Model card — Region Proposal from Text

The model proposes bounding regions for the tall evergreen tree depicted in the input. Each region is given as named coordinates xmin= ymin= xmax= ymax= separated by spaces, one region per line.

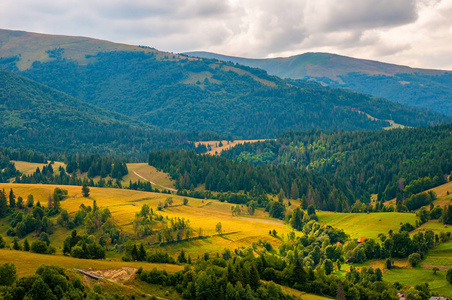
xmin=9 ymin=189 xmax=15 ymax=209
xmin=0 ymin=190 xmax=7 ymax=218
xmin=82 ymin=184 xmax=90 ymax=197
xmin=52 ymin=190 xmax=60 ymax=210
xmin=139 ymin=243 xmax=147 ymax=261
xmin=290 ymin=207 xmax=304 ymax=231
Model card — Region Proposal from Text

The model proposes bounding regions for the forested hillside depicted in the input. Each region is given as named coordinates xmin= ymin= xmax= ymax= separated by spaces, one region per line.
xmin=186 ymin=51 xmax=452 ymax=115
xmin=0 ymin=29 xmax=449 ymax=139
xmin=149 ymin=150 xmax=357 ymax=211
xmin=0 ymin=69 xmax=212 ymax=156
xmin=221 ymin=124 xmax=452 ymax=204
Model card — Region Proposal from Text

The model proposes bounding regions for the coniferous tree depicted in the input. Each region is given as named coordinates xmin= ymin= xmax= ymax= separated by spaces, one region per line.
xmin=177 ymin=249 xmax=187 ymax=263
xmin=27 ymin=195 xmax=34 ymax=207
xmin=139 ymin=243 xmax=147 ymax=261
xmin=82 ymin=184 xmax=90 ymax=197
xmin=0 ymin=190 xmax=7 ymax=218
xmin=443 ymin=205 xmax=452 ymax=225
xmin=23 ymin=239 xmax=30 ymax=251
xmin=9 ymin=189 xmax=15 ymax=209
xmin=131 ymin=245 xmax=139 ymax=261
xmin=290 ymin=207 xmax=304 ymax=231
xmin=52 ymin=190 xmax=60 ymax=210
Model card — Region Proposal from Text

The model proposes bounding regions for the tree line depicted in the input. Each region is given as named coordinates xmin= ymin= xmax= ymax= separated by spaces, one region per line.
xmin=222 ymin=123 xmax=452 ymax=205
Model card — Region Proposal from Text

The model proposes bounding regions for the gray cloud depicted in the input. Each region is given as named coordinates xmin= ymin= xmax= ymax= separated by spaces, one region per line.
xmin=0 ymin=0 xmax=451 ymax=69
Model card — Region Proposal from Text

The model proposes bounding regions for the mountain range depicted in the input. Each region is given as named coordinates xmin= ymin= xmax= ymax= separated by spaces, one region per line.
xmin=185 ymin=51 xmax=452 ymax=115
xmin=0 ymin=28 xmax=450 ymax=155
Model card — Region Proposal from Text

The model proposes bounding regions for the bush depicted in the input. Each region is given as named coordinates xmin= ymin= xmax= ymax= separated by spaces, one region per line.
xmin=447 ymin=268 xmax=452 ymax=284
xmin=0 ymin=263 xmax=17 ymax=286
xmin=408 ymin=253 xmax=421 ymax=267
xmin=30 ymin=240 xmax=49 ymax=254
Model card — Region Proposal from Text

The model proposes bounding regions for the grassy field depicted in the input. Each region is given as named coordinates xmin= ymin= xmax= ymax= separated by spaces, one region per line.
xmin=383 ymin=267 xmax=451 ymax=296
xmin=11 ymin=160 xmax=66 ymax=175
xmin=317 ymin=212 xmax=418 ymax=240
xmin=122 ymin=163 xmax=175 ymax=190
xmin=195 ymin=139 xmax=273 ymax=155
xmin=422 ymin=240 xmax=452 ymax=269
xmin=11 ymin=160 xmax=175 ymax=190
xmin=385 ymin=180 xmax=452 ymax=207
xmin=0 ymin=183 xmax=293 ymax=258
xmin=0 ymin=249 xmax=183 ymax=277
xmin=262 ymin=281 xmax=333 ymax=300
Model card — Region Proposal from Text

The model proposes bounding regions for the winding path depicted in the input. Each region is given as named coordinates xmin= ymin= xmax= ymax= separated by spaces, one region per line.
xmin=132 ymin=171 xmax=177 ymax=192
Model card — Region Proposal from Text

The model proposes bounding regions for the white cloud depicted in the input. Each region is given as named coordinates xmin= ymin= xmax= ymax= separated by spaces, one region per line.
xmin=0 ymin=0 xmax=451 ymax=69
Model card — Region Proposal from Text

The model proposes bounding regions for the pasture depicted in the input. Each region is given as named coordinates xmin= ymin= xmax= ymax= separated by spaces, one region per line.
xmin=317 ymin=212 xmax=418 ymax=240
xmin=195 ymin=139 xmax=272 ymax=155
xmin=11 ymin=160 xmax=176 ymax=191
xmin=11 ymin=160 xmax=66 ymax=175
xmin=0 ymin=249 xmax=183 ymax=277
xmin=122 ymin=163 xmax=175 ymax=190
xmin=383 ymin=267 xmax=451 ymax=297
xmin=0 ymin=183 xmax=292 ymax=258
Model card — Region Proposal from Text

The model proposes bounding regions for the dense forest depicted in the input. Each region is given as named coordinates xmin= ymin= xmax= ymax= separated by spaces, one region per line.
xmin=0 ymin=69 xmax=216 ymax=157
xmin=5 ymin=50 xmax=448 ymax=139
xmin=221 ymin=123 xmax=452 ymax=204
xmin=149 ymin=150 xmax=357 ymax=211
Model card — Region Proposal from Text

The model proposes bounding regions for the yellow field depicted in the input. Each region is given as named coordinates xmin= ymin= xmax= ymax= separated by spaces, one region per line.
xmin=385 ymin=180 xmax=452 ymax=207
xmin=195 ymin=139 xmax=273 ymax=155
xmin=12 ymin=160 xmax=175 ymax=191
xmin=122 ymin=163 xmax=175 ymax=190
xmin=0 ymin=249 xmax=183 ymax=277
xmin=12 ymin=160 xmax=66 ymax=175
xmin=0 ymin=183 xmax=293 ymax=257
xmin=317 ymin=211 xmax=418 ymax=240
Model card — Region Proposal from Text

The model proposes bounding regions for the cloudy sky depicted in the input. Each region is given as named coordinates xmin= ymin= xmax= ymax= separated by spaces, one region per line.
xmin=1 ymin=0 xmax=451 ymax=69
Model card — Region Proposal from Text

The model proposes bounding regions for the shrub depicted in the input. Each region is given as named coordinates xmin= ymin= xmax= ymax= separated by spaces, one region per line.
xmin=30 ymin=240 xmax=48 ymax=254
xmin=446 ymin=268 xmax=452 ymax=284
xmin=408 ymin=253 xmax=421 ymax=267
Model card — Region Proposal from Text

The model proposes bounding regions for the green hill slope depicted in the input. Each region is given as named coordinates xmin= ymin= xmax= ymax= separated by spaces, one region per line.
xmin=185 ymin=51 xmax=452 ymax=115
xmin=0 ymin=69 xmax=208 ymax=156
xmin=221 ymin=123 xmax=452 ymax=205
xmin=0 ymin=29 xmax=448 ymax=139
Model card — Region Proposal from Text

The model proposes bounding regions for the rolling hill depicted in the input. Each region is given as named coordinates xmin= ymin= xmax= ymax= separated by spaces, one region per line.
xmin=185 ymin=51 xmax=452 ymax=115
xmin=0 ymin=68 xmax=208 ymax=156
xmin=0 ymin=29 xmax=449 ymax=140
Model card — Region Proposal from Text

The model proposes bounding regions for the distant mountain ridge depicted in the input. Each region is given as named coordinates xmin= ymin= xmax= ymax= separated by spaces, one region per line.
xmin=184 ymin=51 xmax=452 ymax=115
xmin=0 ymin=28 xmax=449 ymax=142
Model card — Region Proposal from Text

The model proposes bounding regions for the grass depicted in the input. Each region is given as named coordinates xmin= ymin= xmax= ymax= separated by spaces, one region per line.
xmin=317 ymin=212 xmax=418 ymax=240
xmin=412 ymin=219 xmax=452 ymax=236
xmin=0 ymin=29 xmax=192 ymax=71
xmin=385 ymin=180 xmax=452 ymax=207
xmin=383 ymin=267 xmax=451 ymax=297
xmin=0 ymin=249 xmax=183 ymax=277
xmin=11 ymin=160 xmax=66 ymax=175
xmin=422 ymin=240 xmax=452 ymax=268
xmin=122 ymin=163 xmax=175 ymax=190
xmin=262 ymin=281 xmax=333 ymax=299
xmin=12 ymin=160 xmax=175 ymax=190
xmin=0 ymin=183 xmax=293 ymax=258
xmin=195 ymin=139 xmax=273 ymax=155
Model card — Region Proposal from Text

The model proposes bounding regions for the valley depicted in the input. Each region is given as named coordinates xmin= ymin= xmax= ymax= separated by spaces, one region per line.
xmin=0 ymin=27 xmax=452 ymax=300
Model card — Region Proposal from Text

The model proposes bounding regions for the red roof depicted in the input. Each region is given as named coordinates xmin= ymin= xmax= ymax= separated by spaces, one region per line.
xmin=357 ymin=237 xmax=366 ymax=243
xmin=335 ymin=242 xmax=342 ymax=245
